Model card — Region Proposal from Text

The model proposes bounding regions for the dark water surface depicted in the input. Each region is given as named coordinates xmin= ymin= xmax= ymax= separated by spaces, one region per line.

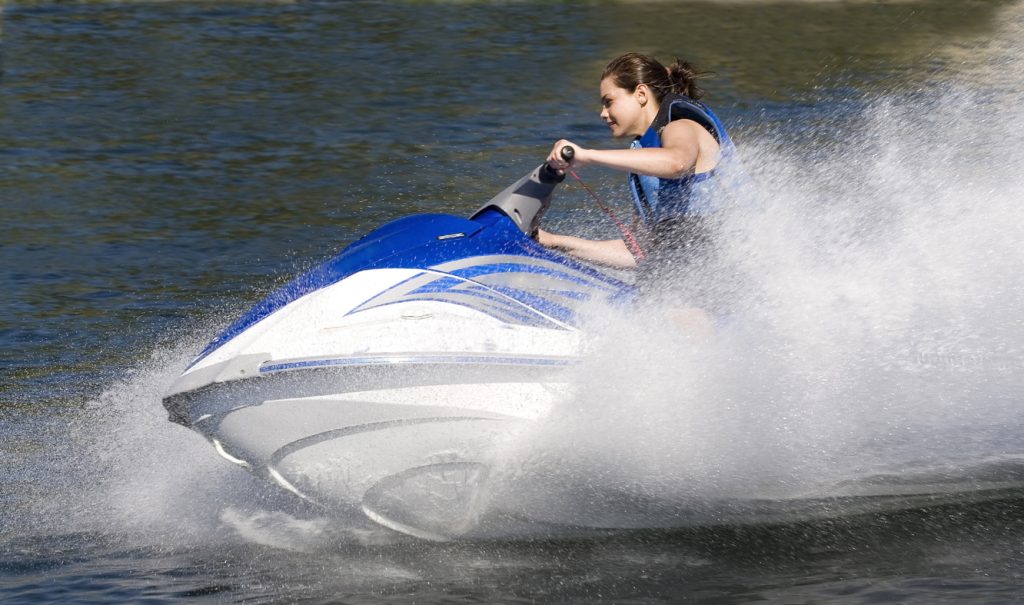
xmin=3 ymin=0 xmax=1024 ymax=602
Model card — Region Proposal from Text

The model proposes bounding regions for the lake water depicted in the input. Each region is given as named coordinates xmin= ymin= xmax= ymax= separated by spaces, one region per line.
xmin=3 ymin=0 xmax=1024 ymax=602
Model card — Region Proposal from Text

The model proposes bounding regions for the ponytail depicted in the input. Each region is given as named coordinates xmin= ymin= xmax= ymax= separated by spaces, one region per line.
xmin=666 ymin=58 xmax=707 ymax=100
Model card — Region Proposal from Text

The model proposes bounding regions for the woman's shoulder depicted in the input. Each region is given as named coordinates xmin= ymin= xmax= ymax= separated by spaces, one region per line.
xmin=661 ymin=119 xmax=721 ymax=173
xmin=660 ymin=118 xmax=709 ymax=143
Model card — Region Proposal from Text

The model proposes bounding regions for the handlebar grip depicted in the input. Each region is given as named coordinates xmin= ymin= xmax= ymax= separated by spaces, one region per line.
xmin=560 ymin=146 xmax=575 ymax=162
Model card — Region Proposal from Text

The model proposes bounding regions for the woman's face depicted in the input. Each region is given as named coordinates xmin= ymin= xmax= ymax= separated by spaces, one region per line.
xmin=599 ymin=77 xmax=648 ymax=139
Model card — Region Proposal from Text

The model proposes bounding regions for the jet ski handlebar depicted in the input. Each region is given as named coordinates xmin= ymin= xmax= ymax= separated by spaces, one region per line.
xmin=538 ymin=145 xmax=574 ymax=183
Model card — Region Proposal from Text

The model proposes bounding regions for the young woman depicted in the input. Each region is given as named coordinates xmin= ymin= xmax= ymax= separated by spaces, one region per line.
xmin=538 ymin=52 xmax=738 ymax=304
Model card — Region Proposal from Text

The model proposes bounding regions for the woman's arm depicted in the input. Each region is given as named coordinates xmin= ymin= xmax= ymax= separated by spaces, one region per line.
xmin=547 ymin=120 xmax=704 ymax=179
xmin=536 ymin=229 xmax=637 ymax=269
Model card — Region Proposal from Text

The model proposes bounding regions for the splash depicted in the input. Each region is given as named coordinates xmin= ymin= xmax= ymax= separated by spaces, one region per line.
xmin=492 ymin=7 xmax=1024 ymax=529
xmin=6 ymin=328 xmax=359 ymax=550
xmin=16 ymin=340 xmax=254 ymax=544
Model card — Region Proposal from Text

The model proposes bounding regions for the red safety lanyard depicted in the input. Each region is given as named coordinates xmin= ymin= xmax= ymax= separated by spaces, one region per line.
xmin=566 ymin=168 xmax=647 ymax=262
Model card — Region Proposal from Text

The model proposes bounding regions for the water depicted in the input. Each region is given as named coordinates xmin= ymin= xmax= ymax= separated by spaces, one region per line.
xmin=3 ymin=0 xmax=1024 ymax=602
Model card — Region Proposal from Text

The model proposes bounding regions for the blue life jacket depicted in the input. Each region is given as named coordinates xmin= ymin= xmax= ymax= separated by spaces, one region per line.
xmin=628 ymin=94 xmax=736 ymax=226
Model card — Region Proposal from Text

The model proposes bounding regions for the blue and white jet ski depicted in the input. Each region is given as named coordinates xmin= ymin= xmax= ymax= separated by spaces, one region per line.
xmin=163 ymin=159 xmax=633 ymax=539
xmin=165 ymin=153 xmax=1024 ymax=540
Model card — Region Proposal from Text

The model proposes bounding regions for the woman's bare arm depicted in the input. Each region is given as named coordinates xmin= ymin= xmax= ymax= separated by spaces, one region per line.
xmin=536 ymin=229 xmax=637 ymax=268
xmin=547 ymin=120 xmax=713 ymax=179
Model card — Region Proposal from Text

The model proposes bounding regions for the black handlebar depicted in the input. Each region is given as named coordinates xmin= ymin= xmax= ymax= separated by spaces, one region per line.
xmin=538 ymin=144 xmax=577 ymax=184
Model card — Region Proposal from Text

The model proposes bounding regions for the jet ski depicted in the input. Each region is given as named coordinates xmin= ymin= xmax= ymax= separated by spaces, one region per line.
xmin=164 ymin=154 xmax=1024 ymax=541
xmin=163 ymin=156 xmax=634 ymax=540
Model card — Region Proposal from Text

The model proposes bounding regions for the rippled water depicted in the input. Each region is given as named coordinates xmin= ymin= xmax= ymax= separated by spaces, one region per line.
xmin=3 ymin=0 xmax=1024 ymax=602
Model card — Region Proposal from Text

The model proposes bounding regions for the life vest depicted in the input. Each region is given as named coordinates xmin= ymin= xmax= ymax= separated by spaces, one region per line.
xmin=628 ymin=94 xmax=736 ymax=226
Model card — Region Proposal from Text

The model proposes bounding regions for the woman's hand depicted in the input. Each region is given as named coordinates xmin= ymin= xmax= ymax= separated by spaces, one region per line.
xmin=546 ymin=140 xmax=588 ymax=172
xmin=535 ymin=228 xmax=561 ymax=248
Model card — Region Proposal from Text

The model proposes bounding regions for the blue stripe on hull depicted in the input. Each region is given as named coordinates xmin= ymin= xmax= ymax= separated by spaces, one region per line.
xmin=189 ymin=209 xmax=633 ymax=368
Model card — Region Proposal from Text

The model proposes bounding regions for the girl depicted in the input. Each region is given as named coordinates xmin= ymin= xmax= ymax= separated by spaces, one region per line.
xmin=539 ymin=52 xmax=738 ymax=308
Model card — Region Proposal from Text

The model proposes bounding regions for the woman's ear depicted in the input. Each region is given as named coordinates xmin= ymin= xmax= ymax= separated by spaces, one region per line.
xmin=635 ymin=83 xmax=650 ymax=107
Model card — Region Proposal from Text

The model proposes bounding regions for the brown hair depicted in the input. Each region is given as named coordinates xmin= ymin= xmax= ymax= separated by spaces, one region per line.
xmin=601 ymin=52 xmax=708 ymax=102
